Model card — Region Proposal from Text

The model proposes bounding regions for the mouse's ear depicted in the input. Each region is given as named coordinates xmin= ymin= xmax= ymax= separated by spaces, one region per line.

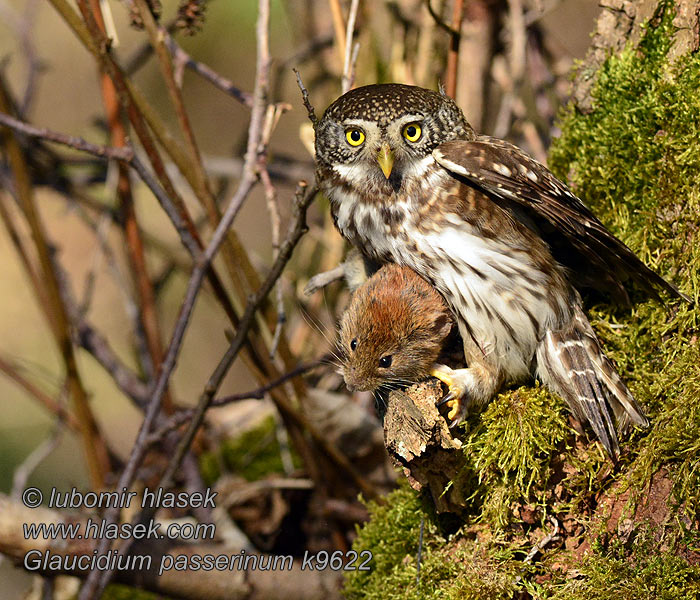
xmin=434 ymin=313 xmax=453 ymax=340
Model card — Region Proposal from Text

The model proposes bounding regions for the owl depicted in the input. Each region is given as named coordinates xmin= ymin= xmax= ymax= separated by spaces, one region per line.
xmin=314 ymin=83 xmax=689 ymax=458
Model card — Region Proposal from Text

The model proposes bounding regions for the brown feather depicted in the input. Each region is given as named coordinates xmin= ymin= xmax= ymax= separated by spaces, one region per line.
xmin=434 ymin=138 xmax=691 ymax=304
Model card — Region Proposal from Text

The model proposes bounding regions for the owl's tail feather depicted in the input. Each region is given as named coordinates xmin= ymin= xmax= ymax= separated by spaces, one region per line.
xmin=536 ymin=306 xmax=648 ymax=459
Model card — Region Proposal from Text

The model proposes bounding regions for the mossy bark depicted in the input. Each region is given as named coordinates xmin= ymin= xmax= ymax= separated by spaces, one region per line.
xmin=344 ymin=1 xmax=700 ymax=598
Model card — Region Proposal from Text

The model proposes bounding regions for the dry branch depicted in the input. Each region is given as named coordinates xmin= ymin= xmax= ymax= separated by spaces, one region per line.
xmin=0 ymin=81 xmax=110 ymax=490
xmin=0 ymin=354 xmax=79 ymax=430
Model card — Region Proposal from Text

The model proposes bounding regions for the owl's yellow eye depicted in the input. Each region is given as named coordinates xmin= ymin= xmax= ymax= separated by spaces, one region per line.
xmin=345 ymin=128 xmax=365 ymax=146
xmin=403 ymin=123 xmax=422 ymax=142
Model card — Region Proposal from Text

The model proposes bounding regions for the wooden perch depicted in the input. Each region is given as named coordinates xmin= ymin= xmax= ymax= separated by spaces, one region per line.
xmin=383 ymin=380 xmax=469 ymax=513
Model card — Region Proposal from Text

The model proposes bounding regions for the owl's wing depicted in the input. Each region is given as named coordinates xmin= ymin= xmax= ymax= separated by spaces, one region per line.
xmin=434 ymin=137 xmax=690 ymax=304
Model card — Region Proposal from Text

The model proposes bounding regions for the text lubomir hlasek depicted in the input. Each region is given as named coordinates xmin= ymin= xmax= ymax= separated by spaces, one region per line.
xmin=46 ymin=487 xmax=217 ymax=509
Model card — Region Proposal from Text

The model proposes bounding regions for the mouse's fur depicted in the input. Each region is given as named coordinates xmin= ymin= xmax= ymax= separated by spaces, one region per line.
xmin=340 ymin=264 xmax=453 ymax=392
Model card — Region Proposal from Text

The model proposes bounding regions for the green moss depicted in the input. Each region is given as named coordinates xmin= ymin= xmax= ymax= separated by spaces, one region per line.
xmin=459 ymin=385 xmax=573 ymax=528
xmin=549 ymin=0 xmax=699 ymax=514
xmin=209 ymin=415 xmax=300 ymax=482
xmin=627 ymin=342 xmax=700 ymax=511
xmin=344 ymin=482 xmax=520 ymax=600
xmin=549 ymin=3 xmax=700 ymax=275
xmin=547 ymin=534 xmax=700 ymax=600
xmin=198 ymin=448 xmax=221 ymax=486
xmin=101 ymin=584 xmax=170 ymax=600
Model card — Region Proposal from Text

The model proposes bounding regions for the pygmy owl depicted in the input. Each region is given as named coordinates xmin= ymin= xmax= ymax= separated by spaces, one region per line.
xmin=314 ymin=83 xmax=689 ymax=458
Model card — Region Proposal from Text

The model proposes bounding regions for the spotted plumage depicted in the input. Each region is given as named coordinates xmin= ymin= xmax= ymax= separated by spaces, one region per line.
xmin=314 ymin=83 xmax=688 ymax=458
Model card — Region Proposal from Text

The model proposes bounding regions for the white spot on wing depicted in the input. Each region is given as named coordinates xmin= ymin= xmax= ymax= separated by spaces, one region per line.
xmin=493 ymin=163 xmax=512 ymax=177
xmin=433 ymin=150 xmax=470 ymax=177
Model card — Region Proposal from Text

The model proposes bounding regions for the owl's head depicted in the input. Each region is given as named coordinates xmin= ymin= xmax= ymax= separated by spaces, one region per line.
xmin=315 ymin=84 xmax=474 ymax=190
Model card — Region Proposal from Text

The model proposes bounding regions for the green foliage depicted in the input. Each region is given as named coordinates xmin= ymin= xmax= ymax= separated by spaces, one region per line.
xmin=344 ymin=1 xmax=700 ymax=597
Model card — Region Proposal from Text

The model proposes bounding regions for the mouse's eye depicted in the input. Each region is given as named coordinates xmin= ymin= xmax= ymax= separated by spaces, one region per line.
xmin=350 ymin=338 xmax=357 ymax=351
xmin=378 ymin=355 xmax=392 ymax=368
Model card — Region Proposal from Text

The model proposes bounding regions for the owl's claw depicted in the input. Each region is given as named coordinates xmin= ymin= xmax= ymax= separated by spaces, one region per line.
xmin=430 ymin=364 xmax=468 ymax=423
xmin=436 ymin=391 xmax=455 ymax=407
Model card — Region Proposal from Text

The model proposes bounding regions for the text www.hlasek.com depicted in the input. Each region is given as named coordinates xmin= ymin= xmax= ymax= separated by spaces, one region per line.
xmin=24 ymin=518 xmax=215 ymax=542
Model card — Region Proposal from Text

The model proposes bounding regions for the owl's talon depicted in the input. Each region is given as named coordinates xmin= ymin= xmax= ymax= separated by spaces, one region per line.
xmin=430 ymin=364 xmax=468 ymax=423
xmin=437 ymin=391 xmax=455 ymax=407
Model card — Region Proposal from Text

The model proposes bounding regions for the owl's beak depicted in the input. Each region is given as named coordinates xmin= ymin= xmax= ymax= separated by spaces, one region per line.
xmin=377 ymin=143 xmax=394 ymax=179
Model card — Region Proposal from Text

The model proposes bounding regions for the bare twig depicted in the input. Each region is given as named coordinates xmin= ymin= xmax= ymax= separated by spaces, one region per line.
xmin=294 ymin=68 xmax=318 ymax=126
xmin=51 ymin=0 xmax=237 ymax=324
xmin=0 ymin=355 xmax=79 ymax=430
xmin=258 ymin=102 xmax=289 ymax=358
xmin=132 ymin=0 xmax=213 ymax=218
xmin=85 ymin=0 xmax=169 ymax=407
xmin=523 ymin=516 xmax=560 ymax=564
xmin=513 ymin=515 xmax=561 ymax=587
xmin=0 ymin=0 xmax=42 ymax=116
xmin=0 ymin=81 xmax=110 ymax=490
xmin=157 ymin=181 xmax=314 ymax=495
xmin=11 ymin=423 xmax=64 ymax=499
xmin=53 ymin=0 xmax=284 ymax=364
xmin=56 ymin=263 xmax=150 ymax=406
xmin=341 ymin=0 xmax=361 ymax=94
xmin=82 ymin=165 xmax=258 ymax=600
xmin=164 ymin=35 xmax=253 ymax=106
xmin=122 ymin=17 xmax=178 ymax=74
xmin=0 ymin=183 xmax=52 ymax=326
xmin=0 ymin=111 xmax=201 ymax=257
xmin=445 ymin=0 xmax=465 ymax=98
xmin=92 ymin=177 xmax=313 ymax=596
xmin=148 ymin=356 xmax=328 ymax=443
xmin=425 ymin=0 xmax=461 ymax=36
xmin=260 ymin=166 xmax=285 ymax=357
xmin=328 ymin=0 xmax=348 ymax=65
xmin=0 ymin=112 xmax=131 ymax=159
xmin=82 ymin=1 xmax=276 ymax=595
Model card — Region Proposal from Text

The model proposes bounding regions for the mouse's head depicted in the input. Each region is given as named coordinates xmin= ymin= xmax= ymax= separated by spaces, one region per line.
xmin=339 ymin=264 xmax=452 ymax=392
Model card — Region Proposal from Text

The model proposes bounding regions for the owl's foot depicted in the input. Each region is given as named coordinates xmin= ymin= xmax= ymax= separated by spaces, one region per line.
xmin=430 ymin=364 xmax=468 ymax=424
